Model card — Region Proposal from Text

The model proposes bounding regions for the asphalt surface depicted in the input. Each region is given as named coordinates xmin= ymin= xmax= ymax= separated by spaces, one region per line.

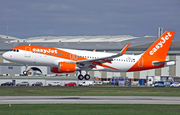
xmin=0 ymin=96 xmax=180 ymax=104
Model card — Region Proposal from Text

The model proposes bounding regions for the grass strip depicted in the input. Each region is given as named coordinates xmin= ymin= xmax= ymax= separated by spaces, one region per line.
xmin=0 ymin=87 xmax=180 ymax=96
xmin=0 ymin=104 xmax=180 ymax=115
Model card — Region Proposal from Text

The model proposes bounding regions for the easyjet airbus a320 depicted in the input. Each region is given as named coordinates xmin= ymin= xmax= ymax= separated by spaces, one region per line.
xmin=2 ymin=31 xmax=175 ymax=80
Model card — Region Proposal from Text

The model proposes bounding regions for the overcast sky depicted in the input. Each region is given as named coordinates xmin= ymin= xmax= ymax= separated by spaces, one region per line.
xmin=0 ymin=0 xmax=180 ymax=39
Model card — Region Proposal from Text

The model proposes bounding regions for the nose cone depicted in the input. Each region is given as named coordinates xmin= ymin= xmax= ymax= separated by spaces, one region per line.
xmin=2 ymin=52 xmax=6 ymax=59
xmin=2 ymin=52 xmax=10 ymax=60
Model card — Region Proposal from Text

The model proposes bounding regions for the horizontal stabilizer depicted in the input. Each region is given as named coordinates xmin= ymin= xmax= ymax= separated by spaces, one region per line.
xmin=152 ymin=60 xmax=176 ymax=66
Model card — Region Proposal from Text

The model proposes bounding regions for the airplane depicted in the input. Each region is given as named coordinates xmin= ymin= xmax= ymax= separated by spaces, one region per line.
xmin=2 ymin=31 xmax=175 ymax=80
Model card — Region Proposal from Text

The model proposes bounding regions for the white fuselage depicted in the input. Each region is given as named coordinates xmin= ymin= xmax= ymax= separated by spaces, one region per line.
xmin=2 ymin=31 xmax=176 ymax=75
xmin=2 ymin=48 xmax=141 ymax=72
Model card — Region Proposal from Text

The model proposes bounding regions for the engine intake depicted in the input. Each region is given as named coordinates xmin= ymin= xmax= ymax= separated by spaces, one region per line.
xmin=51 ymin=62 xmax=76 ymax=73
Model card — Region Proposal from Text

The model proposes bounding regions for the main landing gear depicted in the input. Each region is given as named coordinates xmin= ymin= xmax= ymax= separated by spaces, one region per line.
xmin=78 ymin=71 xmax=91 ymax=80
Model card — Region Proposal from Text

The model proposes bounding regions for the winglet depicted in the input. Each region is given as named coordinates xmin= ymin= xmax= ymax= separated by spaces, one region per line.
xmin=120 ymin=43 xmax=130 ymax=54
xmin=93 ymin=49 xmax=97 ymax=52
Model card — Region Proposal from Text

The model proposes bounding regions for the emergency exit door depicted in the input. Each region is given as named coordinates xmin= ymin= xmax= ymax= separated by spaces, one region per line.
xmin=25 ymin=47 xmax=31 ymax=57
xmin=138 ymin=57 xmax=143 ymax=67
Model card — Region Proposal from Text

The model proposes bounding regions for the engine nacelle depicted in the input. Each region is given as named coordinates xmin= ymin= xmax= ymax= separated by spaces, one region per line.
xmin=51 ymin=62 xmax=76 ymax=73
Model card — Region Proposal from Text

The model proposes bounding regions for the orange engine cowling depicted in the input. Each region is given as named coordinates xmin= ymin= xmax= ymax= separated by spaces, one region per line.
xmin=51 ymin=62 xmax=76 ymax=73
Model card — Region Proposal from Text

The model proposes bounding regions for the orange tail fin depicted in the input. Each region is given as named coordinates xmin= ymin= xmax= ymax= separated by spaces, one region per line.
xmin=142 ymin=31 xmax=175 ymax=61
xmin=127 ymin=31 xmax=175 ymax=72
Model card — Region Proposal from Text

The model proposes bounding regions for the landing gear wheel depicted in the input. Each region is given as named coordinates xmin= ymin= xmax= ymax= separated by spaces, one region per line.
xmin=23 ymin=71 xmax=27 ymax=75
xmin=78 ymin=74 xmax=84 ymax=80
xmin=84 ymin=74 xmax=90 ymax=80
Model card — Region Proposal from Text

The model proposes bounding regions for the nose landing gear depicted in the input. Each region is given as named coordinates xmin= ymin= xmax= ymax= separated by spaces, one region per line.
xmin=23 ymin=71 xmax=27 ymax=75
xmin=22 ymin=64 xmax=28 ymax=75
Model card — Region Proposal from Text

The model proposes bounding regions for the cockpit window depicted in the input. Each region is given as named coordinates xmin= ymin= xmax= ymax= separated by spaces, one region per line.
xmin=10 ymin=49 xmax=19 ymax=52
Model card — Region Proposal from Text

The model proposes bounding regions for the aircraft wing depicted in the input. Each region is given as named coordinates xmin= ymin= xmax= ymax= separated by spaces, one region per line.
xmin=76 ymin=52 xmax=121 ymax=64
xmin=76 ymin=43 xmax=130 ymax=68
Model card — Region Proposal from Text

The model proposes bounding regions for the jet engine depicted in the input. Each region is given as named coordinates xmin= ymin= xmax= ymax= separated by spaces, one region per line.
xmin=51 ymin=62 xmax=76 ymax=73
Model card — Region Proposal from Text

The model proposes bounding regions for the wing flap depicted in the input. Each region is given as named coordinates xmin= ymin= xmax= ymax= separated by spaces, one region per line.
xmin=76 ymin=43 xmax=130 ymax=64
xmin=76 ymin=44 xmax=130 ymax=69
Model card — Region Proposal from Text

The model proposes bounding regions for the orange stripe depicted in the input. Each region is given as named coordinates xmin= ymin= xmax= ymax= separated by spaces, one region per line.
xmin=89 ymin=65 xmax=97 ymax=69
xmin=14 ymin=46 xmax=119 ymax=71
xmin=127 ymin=56 xmax=165 ymax=72
xmin=90 ymin=61 xmax=119 ymax=71
xmin=13 ymin=46 xmax=87 ymax=61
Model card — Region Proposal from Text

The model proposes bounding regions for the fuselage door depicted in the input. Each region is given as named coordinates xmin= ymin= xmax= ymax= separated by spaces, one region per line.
xmin=138 ymin=57 xmax=143 ymax=67
xmin=25 ymin=47 xmax=31 ymax=57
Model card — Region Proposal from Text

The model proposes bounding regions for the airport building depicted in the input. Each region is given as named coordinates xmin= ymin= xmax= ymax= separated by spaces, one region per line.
xmin=0 ymin=29 xmax=180 ymax=82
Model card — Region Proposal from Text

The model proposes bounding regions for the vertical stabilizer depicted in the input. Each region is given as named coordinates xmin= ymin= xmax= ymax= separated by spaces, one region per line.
xmin=127 ymin=31 xmax=175 ymax=72
xmin=143 ymin=31 xmax=175 ymax=61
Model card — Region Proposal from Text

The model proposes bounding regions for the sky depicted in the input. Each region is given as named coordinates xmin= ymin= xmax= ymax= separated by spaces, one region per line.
xmin=0 ymin=0 xmax=180 ymax=39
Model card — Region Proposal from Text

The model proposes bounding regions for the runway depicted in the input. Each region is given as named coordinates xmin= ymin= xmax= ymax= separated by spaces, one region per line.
xmin=0 ymin=96 xmax=180 ymax=104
